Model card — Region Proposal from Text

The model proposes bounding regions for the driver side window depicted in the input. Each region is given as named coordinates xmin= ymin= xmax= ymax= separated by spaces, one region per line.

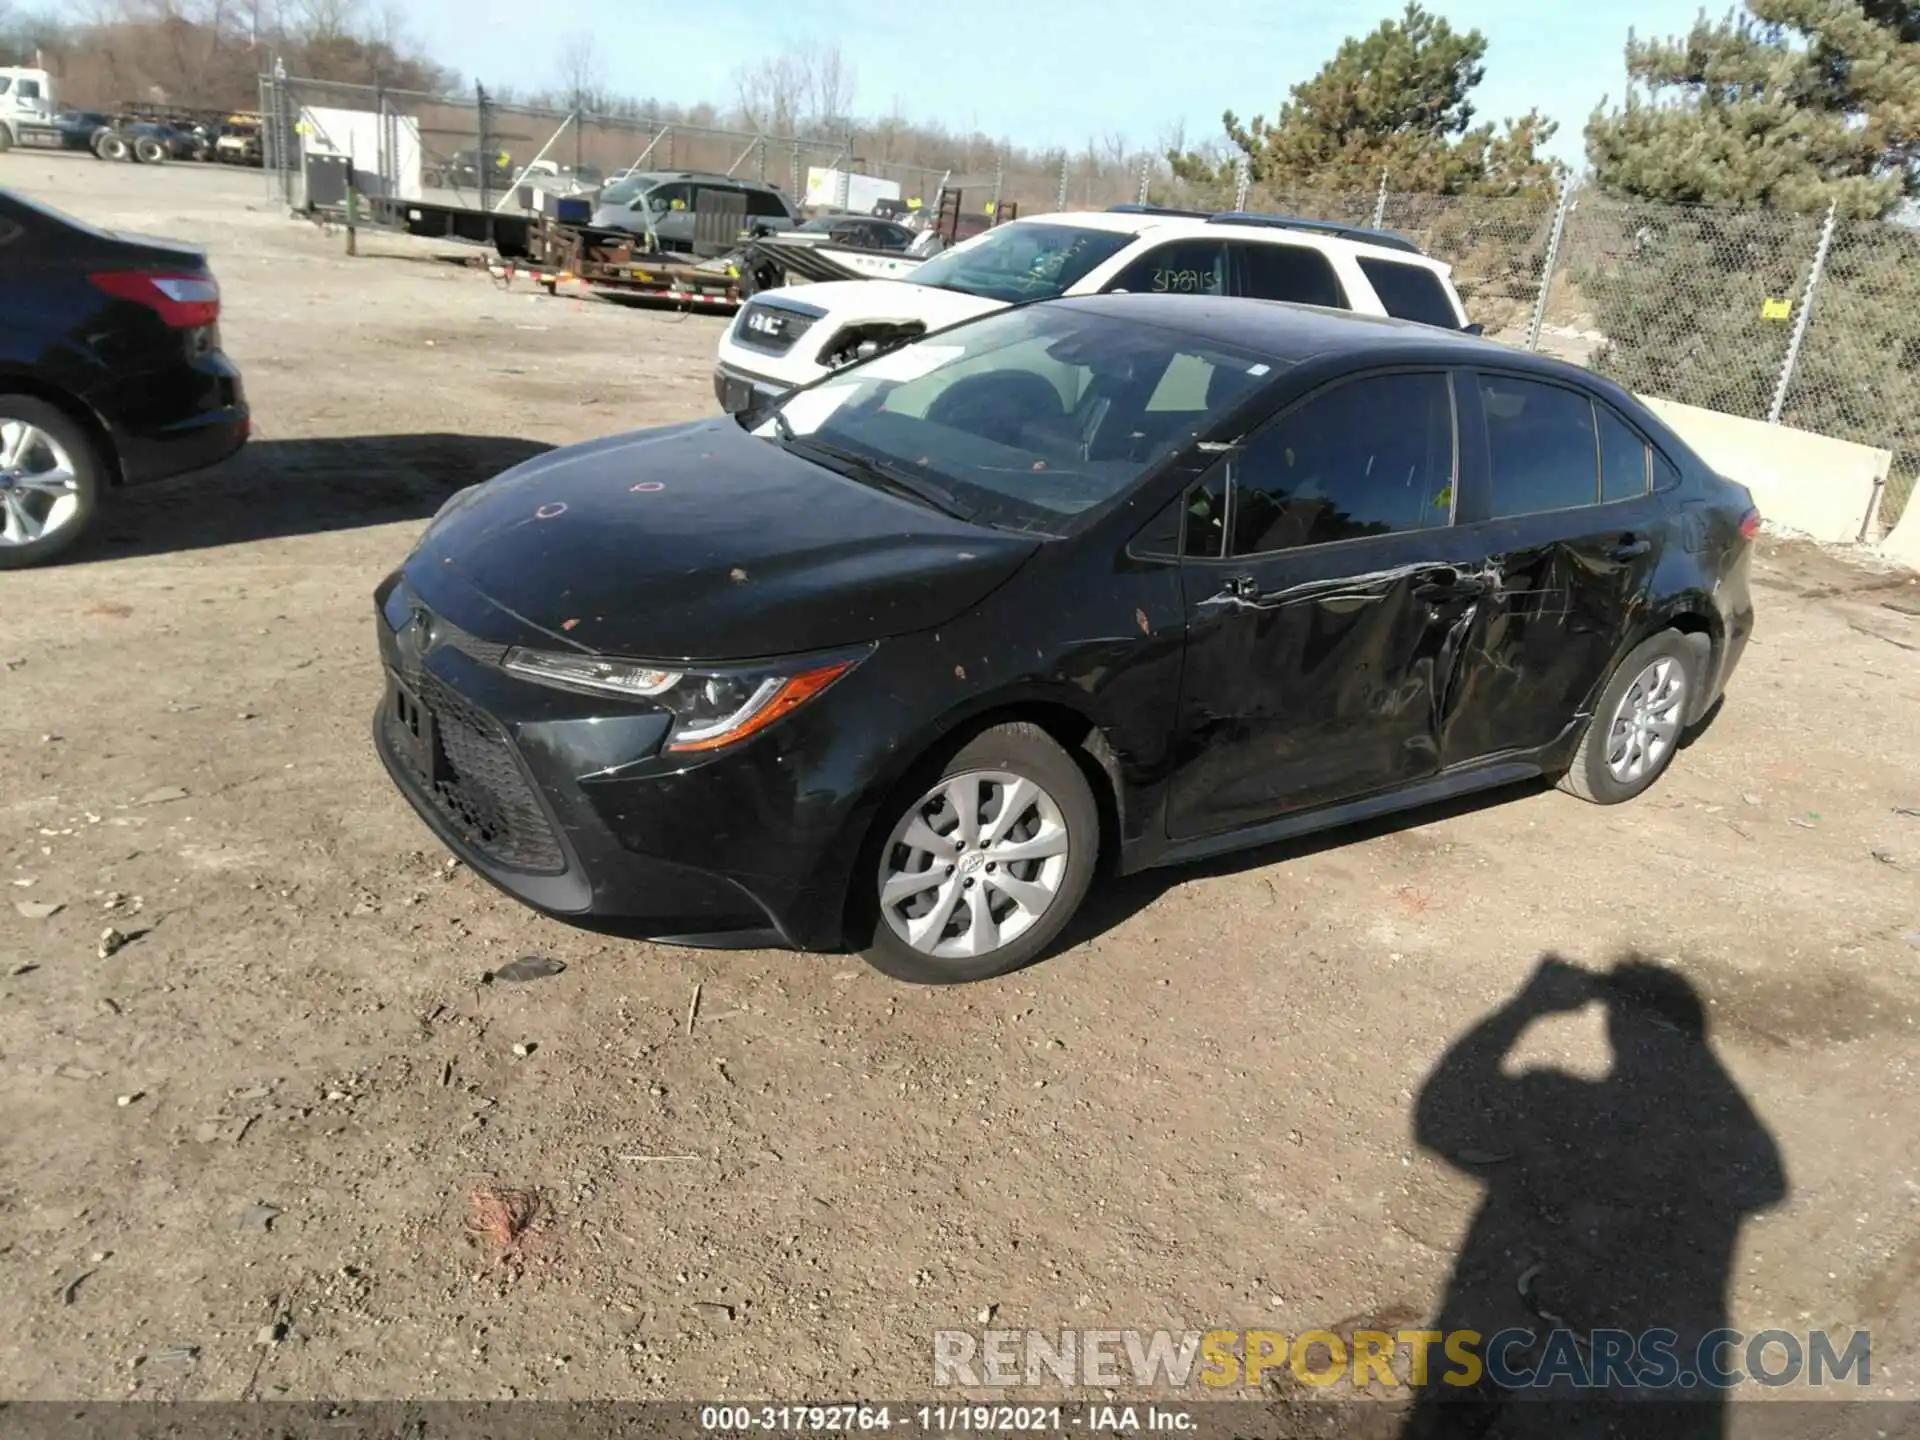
xmin=643 ymin=182 xmax=691 ymax=214
xmin=1229 ymin=372 xmax=1456 ymax=555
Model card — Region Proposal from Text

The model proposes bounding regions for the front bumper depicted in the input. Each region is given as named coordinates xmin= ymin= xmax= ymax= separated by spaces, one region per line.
xmin=369 ymin=572 xmax=868 ymax=950
xmin=712 ymin=360 xmax=791 ymax=415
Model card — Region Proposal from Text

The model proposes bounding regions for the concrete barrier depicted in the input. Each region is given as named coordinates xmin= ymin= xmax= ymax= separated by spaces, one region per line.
xmin=1637 ymin=395 xmax=1888 ymax=546
xmin=1880 ymin=490 xmax=1920 ymax=570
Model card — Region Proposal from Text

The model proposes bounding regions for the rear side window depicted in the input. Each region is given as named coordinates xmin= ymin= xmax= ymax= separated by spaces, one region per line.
xmin=1228 ymin=372 xmax=1456 ymax=554
xmin=1357 ymin=258 xmax=1459 ymax=329
xmin=1479 ymin=375 xmax=1600 ymax=518
xmin=1653 ymin=451 xmax=1682 ymax=491
xmin=1596 ymin=406 xmax=1651 ymax=502
xmin=1106 ymin=240 xmax=1229 ymax=296
xmin=1235 ymin=242 xmax=1345 ymax=309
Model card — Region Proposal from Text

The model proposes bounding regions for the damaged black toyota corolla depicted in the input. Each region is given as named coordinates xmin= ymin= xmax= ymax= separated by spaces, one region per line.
xmin=372 ymin=294 xmax=1758 ymax=984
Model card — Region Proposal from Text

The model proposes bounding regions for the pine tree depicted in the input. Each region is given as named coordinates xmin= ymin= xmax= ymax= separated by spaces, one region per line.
xmin=1581 ymin=1 xmax=1920 ymax=521
xmin=1169 ymin=3 xmax=1561 ymax=200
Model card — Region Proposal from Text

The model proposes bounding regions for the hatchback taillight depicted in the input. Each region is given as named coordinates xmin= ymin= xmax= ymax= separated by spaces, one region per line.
xmin=1739 ymin=507 xmax=1762 ymax=540
xmin=89 ymin=271 xmax=221 ymax=329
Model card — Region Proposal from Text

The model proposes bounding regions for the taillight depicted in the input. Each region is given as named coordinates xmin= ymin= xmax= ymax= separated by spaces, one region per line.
xmin=89 ymin=271 xmax=221 ymax=329
xmin=1738 ymin=507 xmax=1762 ymax=540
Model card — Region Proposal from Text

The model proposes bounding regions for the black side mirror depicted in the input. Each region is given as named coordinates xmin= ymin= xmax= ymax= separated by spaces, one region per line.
xmin=1463 ymin=322 xmax=1485 ymax=337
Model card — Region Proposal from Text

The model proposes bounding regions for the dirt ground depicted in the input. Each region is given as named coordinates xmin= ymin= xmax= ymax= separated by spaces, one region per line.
xmin=3 ymin=156 xmax=1919 ymax=1415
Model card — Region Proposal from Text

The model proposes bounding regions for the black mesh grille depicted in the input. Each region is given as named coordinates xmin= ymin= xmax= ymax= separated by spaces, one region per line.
xmin=385 ymin=660 xmax=566 ymax=875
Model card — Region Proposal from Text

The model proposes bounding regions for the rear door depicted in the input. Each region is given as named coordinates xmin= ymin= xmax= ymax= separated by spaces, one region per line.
xmin=1437 ymin=370 xmax=1670 ymax=764
xmin=1166 ymin=368 xmax=1495 ymax=839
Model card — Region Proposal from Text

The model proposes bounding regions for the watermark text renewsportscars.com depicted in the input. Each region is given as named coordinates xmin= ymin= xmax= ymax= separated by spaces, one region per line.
xmin=932 ymin=1327 xmax=1871 ymax=1392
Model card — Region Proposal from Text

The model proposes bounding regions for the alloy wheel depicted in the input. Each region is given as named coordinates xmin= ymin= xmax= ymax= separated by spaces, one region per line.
xmin=1605 ymin=656 xmax=1687 ymax=784
xmin=0 ymin=420 xmax=82 ymax=549
xmin=878 ymin=769 xmax=1072 ymax=961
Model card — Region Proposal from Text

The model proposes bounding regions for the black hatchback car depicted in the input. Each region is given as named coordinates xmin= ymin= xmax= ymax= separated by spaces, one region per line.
xmin=372 ymin=295 xmax=1757 ymax=984
xmin=0 ymin=188 xmax=248 ymax=568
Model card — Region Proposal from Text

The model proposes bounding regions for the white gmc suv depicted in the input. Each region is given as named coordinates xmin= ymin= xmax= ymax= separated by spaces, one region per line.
xmin=712 ymin=205 xmax=1475 ymax=414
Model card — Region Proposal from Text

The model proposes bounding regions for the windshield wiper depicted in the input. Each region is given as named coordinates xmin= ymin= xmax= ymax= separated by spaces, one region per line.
xmin=789 ymin=439 xmax=973 ymax=522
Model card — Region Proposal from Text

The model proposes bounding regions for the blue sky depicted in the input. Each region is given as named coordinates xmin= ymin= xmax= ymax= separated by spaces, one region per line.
xmin=410 ymin=0 xmax=1709 ymax=172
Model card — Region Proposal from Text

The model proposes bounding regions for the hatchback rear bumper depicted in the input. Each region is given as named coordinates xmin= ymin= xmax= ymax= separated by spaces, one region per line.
xmin=100 ymin=351 xmax=250 ymax=486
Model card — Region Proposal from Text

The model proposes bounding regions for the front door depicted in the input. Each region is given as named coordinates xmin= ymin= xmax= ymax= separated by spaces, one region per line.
xmin=1167 ymin=369 xmax=1479 ymax=841
xmin=1438 ymin=371 xmax=1669 ymax=764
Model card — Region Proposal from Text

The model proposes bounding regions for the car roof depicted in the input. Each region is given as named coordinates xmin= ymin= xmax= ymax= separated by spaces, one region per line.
xmin=1006 ymin=209 xmax=1449 ymax=274
xmin=1046 ymin=291 xmax=1600 ymax=381
xmin=628 ymin=170 xmax=782 ymax=191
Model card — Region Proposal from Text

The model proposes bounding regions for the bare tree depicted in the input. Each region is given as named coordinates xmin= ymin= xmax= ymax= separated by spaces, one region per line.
xmin=799 ymin=40 xmax=854 ymax=129
xmin=287 ymin=0 xmax=356 ymax=45
xmin=730 ymin=49 xmax=804 ymax=135
xmin=554 ymin=28 xmax=602 ymax=114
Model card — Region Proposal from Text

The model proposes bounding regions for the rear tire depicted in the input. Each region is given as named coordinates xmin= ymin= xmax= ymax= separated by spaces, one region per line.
xmin=95 ymin=130 xmax=130 ymax=162
xmin=1559 ymin=629 xmax=1700 ymax=805
xmin=133 ymin=136 xmax=167 ymax=165
xmin=0 ymin=397 xmax=104 ymax=571
xmin=855 ymin=722 xmax=1100 ymax=985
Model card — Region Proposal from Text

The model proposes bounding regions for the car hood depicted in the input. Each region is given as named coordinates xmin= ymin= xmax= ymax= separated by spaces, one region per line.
xmin=755 ymin=279 xmax=1005 ymax=329
xmin=407 ymin=418 xmax=1040 ymax=663
xmin=587 ymin=206 xmax=644 ymax=232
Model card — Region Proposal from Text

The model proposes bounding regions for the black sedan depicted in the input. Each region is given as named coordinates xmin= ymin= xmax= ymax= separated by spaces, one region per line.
xmin=0 ymin=189 xmax=248 ymax=568
xmin=371 ymin=295 xmax=1758 ymax=984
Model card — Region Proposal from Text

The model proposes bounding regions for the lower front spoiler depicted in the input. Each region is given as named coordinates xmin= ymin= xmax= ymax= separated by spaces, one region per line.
xmin=370 ymin=702 xmax=802 ymax=951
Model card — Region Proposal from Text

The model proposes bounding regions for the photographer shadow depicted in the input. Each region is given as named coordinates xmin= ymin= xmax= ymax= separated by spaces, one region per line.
xmin=1402 ymin=954 xmax=1788 ymax=1439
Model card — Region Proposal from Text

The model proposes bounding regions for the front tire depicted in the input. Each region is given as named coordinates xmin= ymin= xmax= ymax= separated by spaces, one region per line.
xmin=0 ymin=398 xmax=103 ymax=570
xmin=1559 ymin=629 xmax=1700 ymax=805
xmin=856 ymin=722 xmax=1099 ymax=985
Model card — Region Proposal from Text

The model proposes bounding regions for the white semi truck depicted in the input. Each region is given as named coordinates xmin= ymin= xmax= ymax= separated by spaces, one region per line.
xmin=0 ymin=66 xmax=58 ymax=151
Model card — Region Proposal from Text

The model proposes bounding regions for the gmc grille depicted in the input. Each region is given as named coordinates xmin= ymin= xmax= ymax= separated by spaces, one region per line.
xmin=734 ymin=302 xmax=817 ymax=356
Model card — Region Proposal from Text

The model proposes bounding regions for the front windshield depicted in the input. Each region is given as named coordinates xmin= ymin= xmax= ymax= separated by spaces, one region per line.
xmin=906 ymin=222 xmax=1134 ymax=303
xmin=598 ymin=179 xmax=642 ymax=206
xmin=753 ymin=305 xmax=1288 ymax=536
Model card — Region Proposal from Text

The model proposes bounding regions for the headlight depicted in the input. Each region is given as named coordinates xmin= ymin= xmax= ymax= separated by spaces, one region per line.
xmin=500 ymin=647 xmax=861 ymax=753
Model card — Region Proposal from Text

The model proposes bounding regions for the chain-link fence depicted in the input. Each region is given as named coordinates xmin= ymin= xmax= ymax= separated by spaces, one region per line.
xmin=251 ymin=70 xmax=1919 ymax=527
xmin=1132 ymin=171 xmax=1916 ymax=530
xmin=261 ymin=74 xmax=952 ymax=215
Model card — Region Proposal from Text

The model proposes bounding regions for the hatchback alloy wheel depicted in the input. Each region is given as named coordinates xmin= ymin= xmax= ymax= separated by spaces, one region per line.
xmin=0 ymin=401 xmax=104 ymax=570
xmin=0 ymin=420 xmax=83 ymax=548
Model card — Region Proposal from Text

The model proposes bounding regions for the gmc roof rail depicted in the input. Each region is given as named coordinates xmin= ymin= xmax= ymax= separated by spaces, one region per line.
xmin=1205 ymin=210 xmax=1424 ymax=254
xmin=1104 ymin=201 xmax=1426 ymax=255
xmin=1105 ymin=202 xmax=1217 ymax=220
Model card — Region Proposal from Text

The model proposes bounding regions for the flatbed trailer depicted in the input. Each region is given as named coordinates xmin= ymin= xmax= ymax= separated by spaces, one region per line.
xmin=490 ymin=214 xmax=745 ymax=307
